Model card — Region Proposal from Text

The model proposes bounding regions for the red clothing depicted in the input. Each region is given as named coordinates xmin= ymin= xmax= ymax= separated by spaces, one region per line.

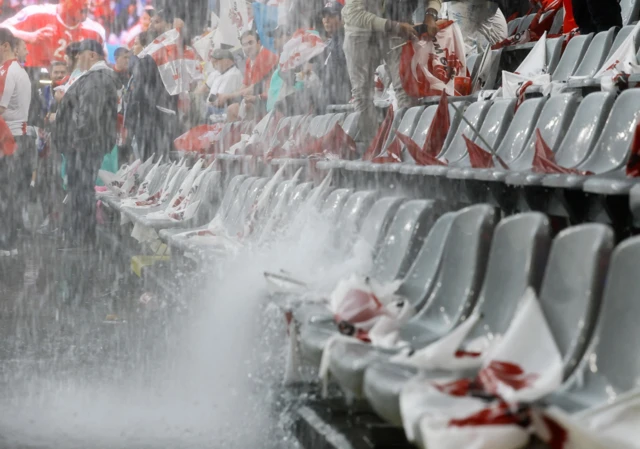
xmin=563 ymin=0 xmax=578 ymax=33
xmin=243 ymin=46 xmax=278 ymax=87
xmin=0 ymin=4 xmax=106 ymax=68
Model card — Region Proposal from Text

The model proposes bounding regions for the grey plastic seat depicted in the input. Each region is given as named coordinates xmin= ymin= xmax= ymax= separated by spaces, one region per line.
xmin=538 ymin=224 xmax=614 ymax=379
xmin=121 ymin=166 xmax=189 ymax=222
xmin=507 ymin=92 xmax=616 ymax=187
xmin=253 ymin=179 xmax=298 ymax=236
xmin=546 ymin=37 xmax=565 ymax=75
xmin=327 ymin=205 xmax=497 ymax=398
xmin=300 ymin=203 xmax=447 ymax=367
xmin=543 ymin=88 xmax=640 ymax=191
xmin=342 ymin=111 xmax=361 ymax=141
xmin=622 ymin=0 xmax=640 ymax=24
xmin=549 ymin=235 xmax=640 ymax=413
xmin=220 ymin=176 xmax=258 ymax=229
xmin=502 ymin=93 xmax=579 ymax=183
xmin=464 ymin=97 xmax=547 ymax=182
xmin=136 ymin=170 xmax=220 ymax=230
xmin=321 ymin=188 xmax=353 ymax=223
xmin=466 ymin=54 xmax=479 ymax=80
xmin=325 ymin=112 xmax=346 ymax=132
xmin=549 ymin=7 xmax=564 ymax=35
xmin=364 ymin=212 xmax=552 ymax=426
xmin=507 ymin=17 xmax=522 ymax=36
xmin=567 ymin=28 xmax=616 ymax=85
xmin=607 ymin=24 xmax=640 ymax=59
xmin=218 ymin=175 xmax=248 ymax=221
xmin=517 ymin=14 xmax=535 ymax=35
xmin=632 ymin=184 xmax=640 ymax=227
xmin=508 ymin=17 xmax=522 ymax=36
xmin=367 ymin=106 xmax=424 ymax=167
xmin=333 ymin=190 xmax=379 ymax=250
xmin=552 ymin=33 xmax=594 ymax=81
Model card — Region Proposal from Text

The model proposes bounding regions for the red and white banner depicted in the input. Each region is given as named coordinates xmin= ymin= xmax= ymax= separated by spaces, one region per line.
xmin=594 ymin=22 xmax=640 ymax=86
xmin=139 ymin=29 xmax=204 ymax=95
xmin=400 ymin=21 xmax=467 ymax=98
xmin=398 ymin=288 xmax=564 ymax=447
xmin=174 ymin=123 xmax=225 ymax=153
xmin=501 ymin=32 xmax=550 ymax=99
xmin=279 ymin=29 xmax=327 ymax=73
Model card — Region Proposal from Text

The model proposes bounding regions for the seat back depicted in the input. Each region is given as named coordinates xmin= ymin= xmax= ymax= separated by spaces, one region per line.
xmin=622 ymin=0 xmax=640 ymax=25
xmin=259 ymin=180 xmax=300 ymax=237
xmin=219 ymin=175 xmax=248 ymax=220
xmin=555 ymin=92 xmax=615 ymax=168
xmin=307 ymin=115 xmax=328 ymax=139
xmin=441 ymin=101 xmax=492 ymax=163
xmin=466 ymin=213 xmax=551 ymax=341
xmin=443 ymin=102 xmax=467 ymax=151
xmin=495 ymin=97 xmax=547 ymax=163
xmin=325 ymin=112 xmax=346 ymax=134
xmin=147 ymin=164 xmax=171 ymax=195
xmin=321 ymin=188 xmax=352 ymax=223
xmin=357 ymin=197 xmax=406 ymax=254
xmin=403 ymin=205 xmax=497 ymax=343
xmin=508 ymin=18 xmax=522 ymax=36
xmin=398 ymin=106 xmax=425 ymax=138
xmin=572 ymin=28 xmax=616 ymax=78
xmin=546 ymin=37 xmax=565 ymax=74
xmin=335 ymin=190 xmax=378 ymax=247
xmin=552 ymin=33 xmax=593 ymax=81
xmin=288 ymin=181 xmax=314 ymax=210
xmin=380 ymin=107 xmax=408 ymax=153
xmin=580 ymin=88 xmax=640 ymax=173
xmin=517 ymin=14 xmax=535 ymax=34
xmin=549 ymin=7 xmax=564 ymax=35
xmin=342 ymin=112 xmax=361 ymax=140
xmin=510 ymin=93 xmax=579 ymax=171
xmin=606 ymin=25 xmax=640 ymax=59
xmin=224 ymin=176 xmax=257 ymax=227
xmin=372 ymin=200 xmax=436 ymax=282
xmin=164 ymin=167 xmax=189 ymax=201
xmin=571 ymin=236 xmax=640 ymax=405
xmin=539 ymin=224 xmax=614 ymax=377
xmin=397 ymin=211 xmax=457 ymax=307
xmin=482 ymin=49 xmax=503 ymax=90
xmin=193 ymin=171 xmax=223 ymax=224
xmin=467 ymin=54 xmax=479 ymax=80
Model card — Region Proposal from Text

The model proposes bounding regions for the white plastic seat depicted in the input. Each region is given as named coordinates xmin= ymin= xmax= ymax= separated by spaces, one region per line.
xmin=551 ymin=33 xmax=593 ymax=81
xmin=549 ymin=7 xmax=564 ymax=35
xmin=567 ymin=28 xmax=617 ymax=87
xmin=622 ymin=0 xmax=640 ymax=24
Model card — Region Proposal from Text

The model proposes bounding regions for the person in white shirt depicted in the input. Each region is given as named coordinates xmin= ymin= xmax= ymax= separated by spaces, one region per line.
xmin=206 ymin=49 xmax=244 ymax=119
xmin=0 ymin=28 xmax=32 ymax=256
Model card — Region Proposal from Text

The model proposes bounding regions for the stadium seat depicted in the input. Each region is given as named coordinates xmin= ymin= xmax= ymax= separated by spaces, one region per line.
xmin=447 ymin=97 xmax=544 ymax=184
xmin=567 ymin=28 xmax=617 ymax=88
xmin=546 ymin=36 xmax=565 ymax=75
xmin=631 ymin=184 xmax=640 ymax=227
xmin=508 ymin=17 xmax=522 ymax=36
xmin=543 ymin=88 xmax=640 ymax=191
xmin=503 ymin=92 xmax=615 ymax=211
xmin=549 ymin=7 xmax=564 ymax=35
xmin=320 ymin=188 xmax=353 ymax=224
xmin=551 ymin=33 xmax=594 ymax=81
xmin=502 ymin=93 xmax=580 ymax=181
xmin=332 ymin=190 xmax=379 ymax=251
xmin=547 ymin=237 xmax=640 ymax=415
xmin=364 ymin=212 xmax=551 ymax=426
xmin=326 ymin=205 xmax=496 ymax=397
xmin=517 ymin=14 xmax=536 ymax=35
xmin=621 ymin=0 xmax=640 ymax=25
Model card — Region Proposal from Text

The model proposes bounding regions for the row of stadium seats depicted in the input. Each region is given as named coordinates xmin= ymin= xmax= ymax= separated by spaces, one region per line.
xmin=98 ymin=158 xmax=640 ymax=447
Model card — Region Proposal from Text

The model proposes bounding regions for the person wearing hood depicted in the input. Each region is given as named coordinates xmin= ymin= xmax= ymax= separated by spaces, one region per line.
xmin=55 ymin=38 xmax=118 ymax=247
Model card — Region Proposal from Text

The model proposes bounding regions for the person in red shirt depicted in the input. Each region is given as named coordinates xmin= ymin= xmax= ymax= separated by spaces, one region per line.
xmin=0 ymin=0 xmax=106 ymax=68
xmin=215 ymin=29 xmax=277 ymax=121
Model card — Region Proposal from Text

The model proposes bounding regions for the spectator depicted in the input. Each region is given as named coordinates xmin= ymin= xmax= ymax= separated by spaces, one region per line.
xmin=121 ymin=5 xmax=154 ymax=47
xmin=319 ymin=1 xmax=351 ymax=109
xmin=40 ymin=61 xmax=67 ymax=122
xmin=205 ymin=49 xmax=243 ymax=119
xmin=445 ymin=1 xmax=507 ymax=51
xmin=54 ymin=39 xmax=118 ymax=247
xmin=116 ymin=0 xmax=139 ymax=35
xmin=113 ymin=46 xmax=131 ymax=87
xmin=131 ymin=30 xmax=150 ymax=56
xmin=124 ymin=21 xmax=185 ymax=160
xmin=217 ymin=29 xmax=278 ymax=121
xmin=0 ymin=28 xmax=32 ymax=256
xmin=571 ymin=0 xmax=621 ymax=33
xmin=266 ymin=25 xmax=295 ymax=113
xmin=342 ymin=0 xmax=441 ymax=145
xmin=149 ymin=7 xmax=172 ymax=39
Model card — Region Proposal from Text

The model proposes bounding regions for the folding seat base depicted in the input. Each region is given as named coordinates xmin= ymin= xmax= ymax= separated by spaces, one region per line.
xmin=363 ymin=361 xmax=419 ymax=427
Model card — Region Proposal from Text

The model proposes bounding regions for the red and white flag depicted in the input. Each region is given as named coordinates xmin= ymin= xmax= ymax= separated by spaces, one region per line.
xmin=139 ymin=29 xmax=204 ymax=95
xmin=399 ymin=288 xmax=564 ymax=447
xmin=279 ymin=29 xmax=327 ymax=73
xmin=399 ymin=21 xmax=466 ymax=98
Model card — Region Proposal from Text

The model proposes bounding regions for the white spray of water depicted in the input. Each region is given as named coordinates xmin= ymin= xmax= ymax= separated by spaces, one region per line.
xmin=0 ymin=176 xmax=373 ymax=449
